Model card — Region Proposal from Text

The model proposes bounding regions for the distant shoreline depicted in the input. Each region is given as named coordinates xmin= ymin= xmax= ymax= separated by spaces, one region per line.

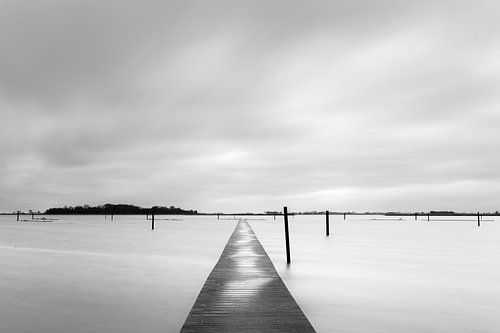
xmin=2 ymin=203 xmax=498 ymax=216
xmin=2 ymin=211 xmax=498 ymax=217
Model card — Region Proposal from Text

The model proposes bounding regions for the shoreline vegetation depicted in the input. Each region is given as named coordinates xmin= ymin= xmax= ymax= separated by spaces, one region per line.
xmin=0 ymin=204 xmax=498 ymax=216
xmin=44 ymin=204 xmax=198 ymax=215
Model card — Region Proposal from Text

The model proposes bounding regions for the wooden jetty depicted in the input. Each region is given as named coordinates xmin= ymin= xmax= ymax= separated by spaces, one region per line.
xmin=181 ymin=220 xmax=316 ymax=332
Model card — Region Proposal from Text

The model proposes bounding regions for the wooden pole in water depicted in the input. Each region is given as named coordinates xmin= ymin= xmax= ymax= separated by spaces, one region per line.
xmin=344 ymin=212 xmax=346 ymax=220
xmin=326 ymin=210 xmax=330 ymax=236
xmin=32 ymin=213 xmax=34 ymax=220
xmin=111 ymin=213 xmax=114 ymax=221
xmin=217 ymin=213 xmax=220 ymax=220
xmin=415 ymin=213 xmax=417 ymax=221
xmin=274 ymin=213 xmax=276 ymax=220
xmin=427 ymin=213 xmax=430 ymax=222
xmin=477 ymin=212 xmax=480 ymax=227
xmin=283 ymin=206 xmax=291 ymax=264
xmin=16 ymin=212 xmax=19 ymax=221
xmin=152 ymin=212 xmax=155 ymax=230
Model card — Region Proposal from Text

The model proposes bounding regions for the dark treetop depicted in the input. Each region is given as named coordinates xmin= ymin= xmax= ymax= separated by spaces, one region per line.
xmin=44 ymin=203 xmax=197 ymax=215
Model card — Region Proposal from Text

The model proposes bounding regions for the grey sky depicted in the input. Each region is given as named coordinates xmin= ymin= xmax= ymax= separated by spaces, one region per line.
xmin=1 ymin=0 xmax=499 ymax=213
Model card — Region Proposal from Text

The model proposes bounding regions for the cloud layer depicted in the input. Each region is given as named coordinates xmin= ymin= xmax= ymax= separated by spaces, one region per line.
xmin=1 ymin=0 xmax=499 ymax=212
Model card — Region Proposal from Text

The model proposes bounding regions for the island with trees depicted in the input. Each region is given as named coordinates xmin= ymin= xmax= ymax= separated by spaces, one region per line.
xmin=44 ymin=203 xmax=198 ymax=215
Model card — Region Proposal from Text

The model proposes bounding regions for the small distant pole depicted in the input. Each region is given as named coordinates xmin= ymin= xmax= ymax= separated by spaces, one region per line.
xmin=111 ymin=213 xmax=114 ymax=221
xmin=16 ymin=212 xmax=19 ymax=221
xmin=477 ymin=212 xmax=480 ymax=227
xmin=217 ymin=213 xmax=220 ymax=220
xmin=427 ymin=213 xmax=430 ymax=222
xmin=414 ymin=213 xmax=417 ymax=221
xmin=32 ymin=213 xmax=34 ymax=220
xmin=152 ymin=212 xmax=155 ymax=230
xmin=274 ymin=213 xmax=276 ymax=220
xmin=326 ymin=210 xmax=330 ymax=236
xmin=283 ymin=206 xmax=291 ymax=264
xmin=344 ymin=212 xmax=346 ymax=220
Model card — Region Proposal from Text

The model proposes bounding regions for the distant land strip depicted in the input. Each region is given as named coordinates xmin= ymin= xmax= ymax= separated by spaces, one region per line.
xmin=2 ymin=204 xmax=499 ymax=217
xmin=44 ymin=203 xmax=197 ymax=215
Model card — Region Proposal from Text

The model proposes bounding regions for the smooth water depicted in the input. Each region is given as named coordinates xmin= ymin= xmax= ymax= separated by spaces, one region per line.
xmin=0 ymin=215 xmax=237 ymax=333
xmin=249 ymin=215 xmax=500 ymax=333
xmin=1 ymin=214 xmax=498 ymax=332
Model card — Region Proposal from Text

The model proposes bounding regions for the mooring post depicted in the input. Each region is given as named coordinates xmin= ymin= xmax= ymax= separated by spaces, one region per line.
xmin=217 ymin=213 xmax=220 ymax=220
xmin=415 ymin=213 xmax=417 ymax=221
xmin=283 ymin=206 xmax=291 ymax=264
xmin=427 ymin=213 xmax=430 ymax=222
xmin=16 ymin=212 xmax=19 ymax=221
xmin=274 ymin=213 xmax=276 ymax=220
xmin=32 ymin=213 xmax=34 ymax=220
xmin=326 ymin=210 xmax=330 ymax=236
xmin=152 ymin=212 xmax=155 ymax=230
xmin=477 ymin=212 xmax=480 ymax=227
xmin=344 ymin=212 xmax=346 ymax=220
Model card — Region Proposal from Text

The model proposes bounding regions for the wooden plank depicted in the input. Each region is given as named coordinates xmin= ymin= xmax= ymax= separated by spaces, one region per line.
xmin=181 ymin=220 xmax=316 ymax=332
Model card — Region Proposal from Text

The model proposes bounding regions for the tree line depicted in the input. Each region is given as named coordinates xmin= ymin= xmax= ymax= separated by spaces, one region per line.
xmin=44 ymin=204 xmax=198 ymax=215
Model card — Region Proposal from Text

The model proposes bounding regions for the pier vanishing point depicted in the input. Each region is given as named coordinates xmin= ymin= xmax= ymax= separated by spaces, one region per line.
xmin=181 ymin=219 xmax=316 ymax=332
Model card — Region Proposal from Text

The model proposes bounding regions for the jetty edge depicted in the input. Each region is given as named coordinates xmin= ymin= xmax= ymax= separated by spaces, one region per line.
xmin=181 ymin=219 xmax=316 ymax=332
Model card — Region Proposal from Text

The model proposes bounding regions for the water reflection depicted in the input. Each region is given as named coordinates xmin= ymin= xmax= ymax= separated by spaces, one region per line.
xmin=216 ymin=220 xmax=273 ymax=303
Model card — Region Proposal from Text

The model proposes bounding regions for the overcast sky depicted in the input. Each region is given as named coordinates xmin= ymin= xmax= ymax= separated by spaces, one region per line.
xmin=1 ymin=0 xmax=499 ymax=213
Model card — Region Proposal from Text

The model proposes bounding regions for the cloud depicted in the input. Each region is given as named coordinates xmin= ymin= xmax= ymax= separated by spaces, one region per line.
xmin=1 ymin=0 xmax=499 ymax=212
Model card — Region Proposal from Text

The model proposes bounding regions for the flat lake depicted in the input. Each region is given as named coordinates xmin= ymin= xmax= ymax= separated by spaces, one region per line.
xmin=1 ymin=214 xmax=498 ymax=332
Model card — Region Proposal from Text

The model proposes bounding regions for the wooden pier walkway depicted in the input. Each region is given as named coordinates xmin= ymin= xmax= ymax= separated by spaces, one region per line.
xmin=181 ymin=220 xmax=316 ymax=332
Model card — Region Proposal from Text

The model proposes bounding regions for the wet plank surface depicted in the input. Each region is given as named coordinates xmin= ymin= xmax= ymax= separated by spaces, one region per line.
xmin=181 ymin=220 xmax=316 ymax=332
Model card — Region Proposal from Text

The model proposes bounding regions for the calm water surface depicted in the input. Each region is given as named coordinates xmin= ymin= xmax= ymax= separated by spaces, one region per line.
xmin=1 ymin=214 xmax=498 ymax=332
xmin=250 ymin=215 xmax=500 ymax=333
xmin=0 ymin=215 xmax=236 ymax=333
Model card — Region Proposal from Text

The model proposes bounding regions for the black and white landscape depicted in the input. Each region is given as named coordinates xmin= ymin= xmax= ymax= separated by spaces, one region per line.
xmin=1 ymin=1 xmax=499 ymax=332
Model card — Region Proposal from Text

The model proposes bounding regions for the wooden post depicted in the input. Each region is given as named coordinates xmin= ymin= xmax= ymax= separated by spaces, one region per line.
xmin=105 ymin=213 xmax=107 ymax=220
xmin=343 ymin=212 xmax=346 ymax=220
xmin=274 ymin=214 xmax=276 ymax=220
xmin=16 ymin=212 xmax=19 ymax=221
xmin=477 ymin=212 xmax=480 ymax=227
xmin=283 ymin=206 xmax=291 ymax=264
xmin=217 ymin=213 xmax=220 ymax=220
xmin=427 ymin=213 xmax=430 ymax=222
xmin=152 ymin=213 xmax=155 ymax=230
xmin=326 ymin=210 xmax=330 ymax=236
xmin=415 ymin=213 xmax=417 ymax=221
xmin=146 ymin=214 xmax=149 ymax=220
xmin=32 ymin=213 xmax=34 ymax=220
xmin=111 ymin=213 xmax=114 ymax=221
